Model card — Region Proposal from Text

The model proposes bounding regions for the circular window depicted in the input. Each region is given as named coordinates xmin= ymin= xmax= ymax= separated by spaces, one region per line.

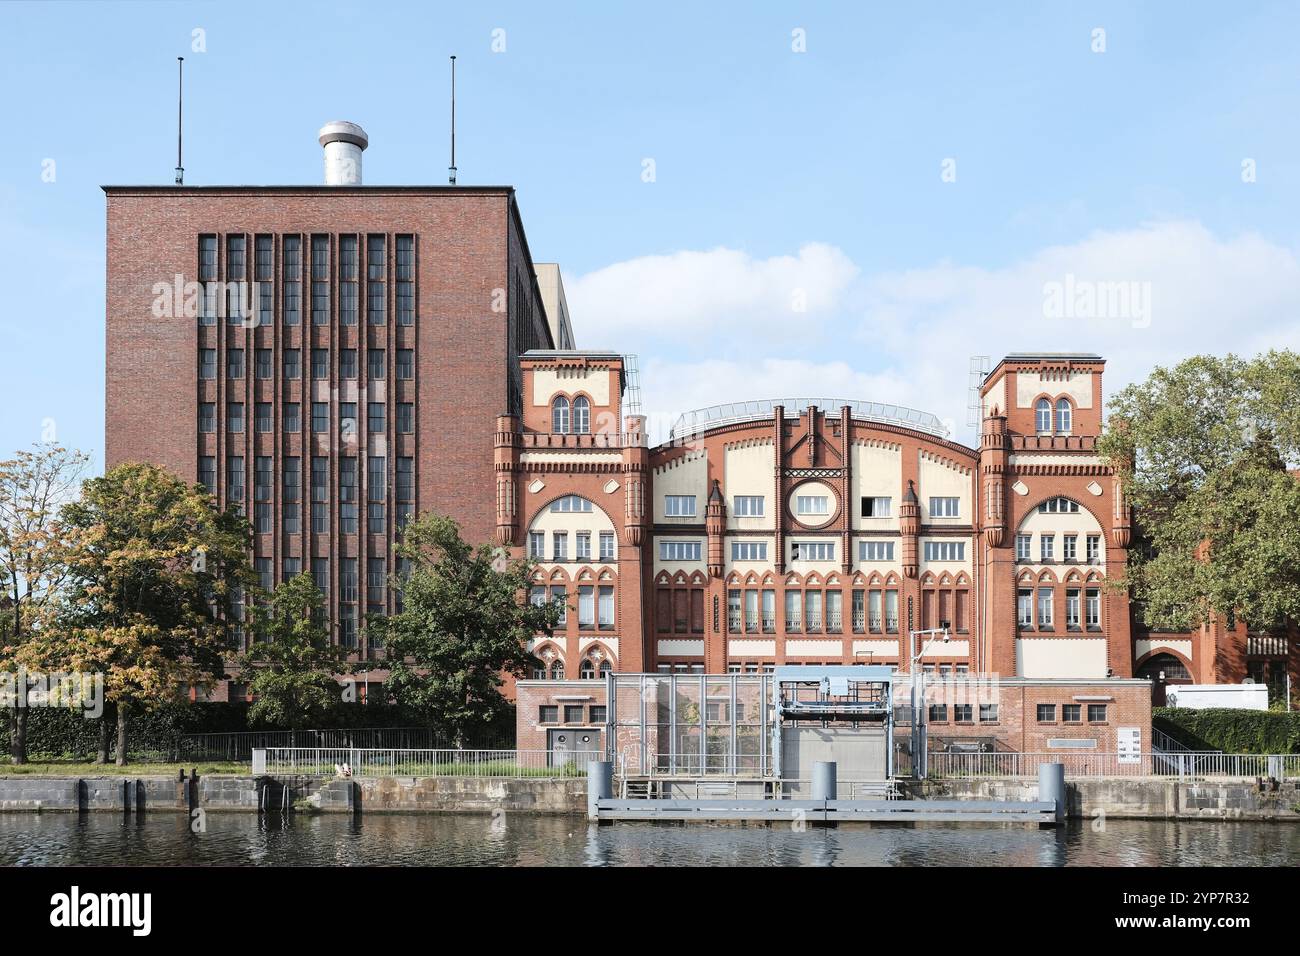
xmin=787 ymin=480 xmax=838 ymax=528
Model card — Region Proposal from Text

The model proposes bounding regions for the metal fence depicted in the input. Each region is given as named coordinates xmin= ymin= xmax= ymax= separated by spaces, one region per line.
xmin=256 ymin=747 xmax=603 ymax=778
xmin=927 ymin=751 xmax=1300 ymax=780
xmin=169 ymin=728 xmax=509 ymax=762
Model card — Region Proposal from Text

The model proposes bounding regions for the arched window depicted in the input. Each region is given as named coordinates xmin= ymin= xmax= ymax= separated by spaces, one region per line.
xmin=1035 ymin=398 xmax=1052 ymax=433
xmin=1136 ymin=653 xmax=1190 ymax=682
xmin=572 ymin=396 xmax=590 ymax=434
xmin=598 ymin=660 xmax=612 ymax=677
xmin=552 ymin=396 xmax=570 ymax=434
xmin=550 ymin=660 xmax=565 ymax=680
xmin=579 ymin=658 xmax=596 ymax=680
xmin=531 ymin=659 xmax=547 ymax=680
xmin=1056 ymin=398 xmax=1072 ymax=434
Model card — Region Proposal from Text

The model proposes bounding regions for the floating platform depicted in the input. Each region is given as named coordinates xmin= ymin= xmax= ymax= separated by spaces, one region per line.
xmin=594 ymin=797 xmax=1058 ymax=825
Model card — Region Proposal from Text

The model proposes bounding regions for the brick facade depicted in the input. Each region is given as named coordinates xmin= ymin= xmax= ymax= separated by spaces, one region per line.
xmin=104 ymin=185 xmax=553 ymax=690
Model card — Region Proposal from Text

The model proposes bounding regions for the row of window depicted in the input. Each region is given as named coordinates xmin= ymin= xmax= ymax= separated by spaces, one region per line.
xmin=1035 ymin=703 xmax=1108 ymax=723
xmin=201 ymin=400 xmax=415 ymax=435
xmin=537 ymin=704 xmax=607 ymax=723
xmin=663 ymin=494 xmax=963 ymax=520
xmin=723 ymin=586 xmax=969 ymax=635
xmin=199 ymin=347 xmax=415 ymax=380
xmin=200 ymin=455 xmax=414 ymax=533
xmin=528 ymin=584 xmax=616 ymax=629
xmin=228 ymin=555 xmax=412 ymax=651
xmin=527 ymin=531 xmax=617 ymax=562
xmin=550 ymin=396 xmax=592 ymax=434
xmin=197 ymin=234 xmax=414 ymax=327
xmin=656 ymin=539 xmax=965 ymax=563
xmin=928 ymin=703 xmax=999 ymax=723
xmin=1035 ymin=398 xmax=1074 ymax=434
xmin=1016 ymin=532 xmax=1102 ymax=564
xmin=1017 ymin=587 xmax=1104 ymax=630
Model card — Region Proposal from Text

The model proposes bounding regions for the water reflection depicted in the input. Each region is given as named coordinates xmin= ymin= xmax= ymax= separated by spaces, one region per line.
xmin=0 ymin=813 xmax=1296 ymax=867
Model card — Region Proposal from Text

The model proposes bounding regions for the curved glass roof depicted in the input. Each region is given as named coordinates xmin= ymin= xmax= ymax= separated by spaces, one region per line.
xmin=667 ymin=398 xmax=949 ymax=441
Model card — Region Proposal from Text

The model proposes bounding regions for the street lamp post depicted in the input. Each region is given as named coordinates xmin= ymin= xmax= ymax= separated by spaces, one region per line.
xmin=908 ymin=622 xmax=951 ymax=779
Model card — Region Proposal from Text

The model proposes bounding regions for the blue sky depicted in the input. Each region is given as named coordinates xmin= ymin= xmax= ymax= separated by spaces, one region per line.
xmin=3 ymin=0 xmax=1299 ymax=466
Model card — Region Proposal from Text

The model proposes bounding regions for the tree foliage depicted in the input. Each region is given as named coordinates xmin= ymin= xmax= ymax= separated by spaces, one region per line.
xmin=34 ymin=462 xmax=253 ymax=764
xmin=1099 ymin=351 xmax=1300 ymax=630
xmin=0 ymin=444 xmax=90 ymax=763
xmin=239 ymin=572 xmax=345 ymax=729
xmin=368 ymin=513 xmax=560 ymax=745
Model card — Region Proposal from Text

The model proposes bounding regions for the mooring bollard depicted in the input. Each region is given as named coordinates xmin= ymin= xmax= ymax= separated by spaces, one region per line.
xmin=812 ymin=761 xmax=838 ymax=802
xmin=587 ymin=760 xmax=613 ymax=821
xmin=1038 ymin=762 xmax=1065 ymax=826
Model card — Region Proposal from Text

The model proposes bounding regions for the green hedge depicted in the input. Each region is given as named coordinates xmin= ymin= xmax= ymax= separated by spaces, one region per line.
xmin=8 ymin=701 xmax=516 ymax=760
xmin=1154 ymin=707 xmax=1300 ymax=754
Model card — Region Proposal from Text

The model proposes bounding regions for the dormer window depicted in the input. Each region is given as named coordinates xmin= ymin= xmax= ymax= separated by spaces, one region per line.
xmin=573 ymin=396 xmax=590 ymax=434
xmin=552 ymin=396 xmax=570 ymax=433
xmin=1056 ymin=398 xmax=1072 ymax=433
xmin=1035 ymin=398 xmax=1052 ymax=433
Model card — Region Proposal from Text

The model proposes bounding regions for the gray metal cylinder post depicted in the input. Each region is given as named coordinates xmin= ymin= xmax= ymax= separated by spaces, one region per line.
xmin=812 ymin=761 xmax=838 ymax=801
xmin=1038 ymin=762 xmax=1065 ymax=825
xmin=587 ymin=761 xmax=613 ymax=821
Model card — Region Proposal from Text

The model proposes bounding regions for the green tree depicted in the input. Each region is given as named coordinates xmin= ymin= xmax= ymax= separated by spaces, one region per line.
xmin=239 ymin=572 xmax=345 ymax=730
xmin=1099 ymin=350 xmax=1300 ymax=631
xmin=0 ymin=444 xmax=90 ymax=764
xmin=368 ymin=513 xmax=561 ymax=747
xmin=41 ymin=462 xmax=253 ymax=765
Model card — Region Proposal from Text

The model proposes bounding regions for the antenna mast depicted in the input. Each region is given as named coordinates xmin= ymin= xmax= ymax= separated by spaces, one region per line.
xmin=448 ymin=55 xmax=457 ymax=185
xmin=175 ymin=57 xmax=185 ymax=185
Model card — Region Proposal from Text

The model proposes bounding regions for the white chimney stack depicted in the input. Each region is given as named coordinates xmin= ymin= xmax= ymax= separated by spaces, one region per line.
xmin=318 ymin=121 xmax=368 ymax=185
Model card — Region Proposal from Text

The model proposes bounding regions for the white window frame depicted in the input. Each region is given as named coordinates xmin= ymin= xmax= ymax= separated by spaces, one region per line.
xmin=731 ymin=541 xmax=768 ymax=561
xmin=858 ymin=540 xmax=895 ymax=561
xmin=1016 ymin=534 xmax=1031 ymax=561
xmin=549 ymin=495 xmax=593 ymax=513
xmin=861 ymin=496 xmax=892 ymax=518
xmin=923 ymin=541 xmax=965 ymax=562
xmin=659 ymin=540 xmax=702 ymax=561
xmin=791 ymin=541 xmax=834 ymax=561
xmin=734 ymin=495 xmax=764 ymax=517
xmin=795 ymin=495 xmax=830 ymax=516
xmin=929 ymin=497 xmax=960 ymax=518
xmin=664 ymin=495 xmax=697 ymax=517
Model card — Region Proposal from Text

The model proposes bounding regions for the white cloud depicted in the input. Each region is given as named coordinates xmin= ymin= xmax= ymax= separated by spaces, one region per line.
xmin=566 ymin=242 xmax=858 ymax=339
xmin=579 ymin=221 xmax=1300 ymax=447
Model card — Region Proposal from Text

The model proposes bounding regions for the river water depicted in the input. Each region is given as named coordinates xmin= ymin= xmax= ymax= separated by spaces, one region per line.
xmin=1 ymin=813 xmax=1296 ymax=866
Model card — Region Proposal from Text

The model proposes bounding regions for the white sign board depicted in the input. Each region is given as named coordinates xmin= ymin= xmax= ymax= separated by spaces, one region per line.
xmin=1117 ymin=726 xmax=1142 ymax=764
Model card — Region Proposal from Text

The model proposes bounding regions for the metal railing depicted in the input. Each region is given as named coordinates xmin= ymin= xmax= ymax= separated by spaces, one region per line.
xmin=256 ymin=747 xmax=603 ymax=778
xmin=668 ymin=398 xmax=949 ymax=441
xmin=927 ymin=751 xmax=1300 ymax=780
xmin=168 ymin=727 xmax=513 ymax=762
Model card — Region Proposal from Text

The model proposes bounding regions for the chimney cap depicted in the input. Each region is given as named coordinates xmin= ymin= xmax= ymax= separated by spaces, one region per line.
xmin=318 ymin=121 xmax=369 ymax=150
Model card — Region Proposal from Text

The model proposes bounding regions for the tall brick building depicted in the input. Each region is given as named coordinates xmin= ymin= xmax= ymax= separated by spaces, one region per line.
xmin=104 ymin=123 xmax=560 ymax=695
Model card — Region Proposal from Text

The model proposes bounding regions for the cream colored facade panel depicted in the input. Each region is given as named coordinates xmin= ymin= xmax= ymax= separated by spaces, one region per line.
xmin=850 ymin=442 xmax=902 ymax=531
xmin=728 ymin=639 xmax=777 ymax=657
xmin=653 ymin=452 xmax=708 ymax=523
xmin=657 ymin=639 xmax=705 ymax=657
xmin=724 ymin=442 xmax=775 ymax=531
xmin=532 ymin=366 xmax=612 ymax=407
xmin=1015 ymin=370 xmax=1094 ymax=410
xmin=785 ymin=640 xmax=844 ymax=658
xmin=852 ymin=639 xmax=900 ymax=657
xmin=919 ymin=452 xmax=972 ymax=524
xmin=723 ymin=535 xmax=777 ymax=577
xmin=1134 ymin=638 xmax=1192 ymax=661
xmin=1015 ymin=638 xmax=1108 ymax=678
xmin=653 ymin=535 xmax=707 ymax=576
